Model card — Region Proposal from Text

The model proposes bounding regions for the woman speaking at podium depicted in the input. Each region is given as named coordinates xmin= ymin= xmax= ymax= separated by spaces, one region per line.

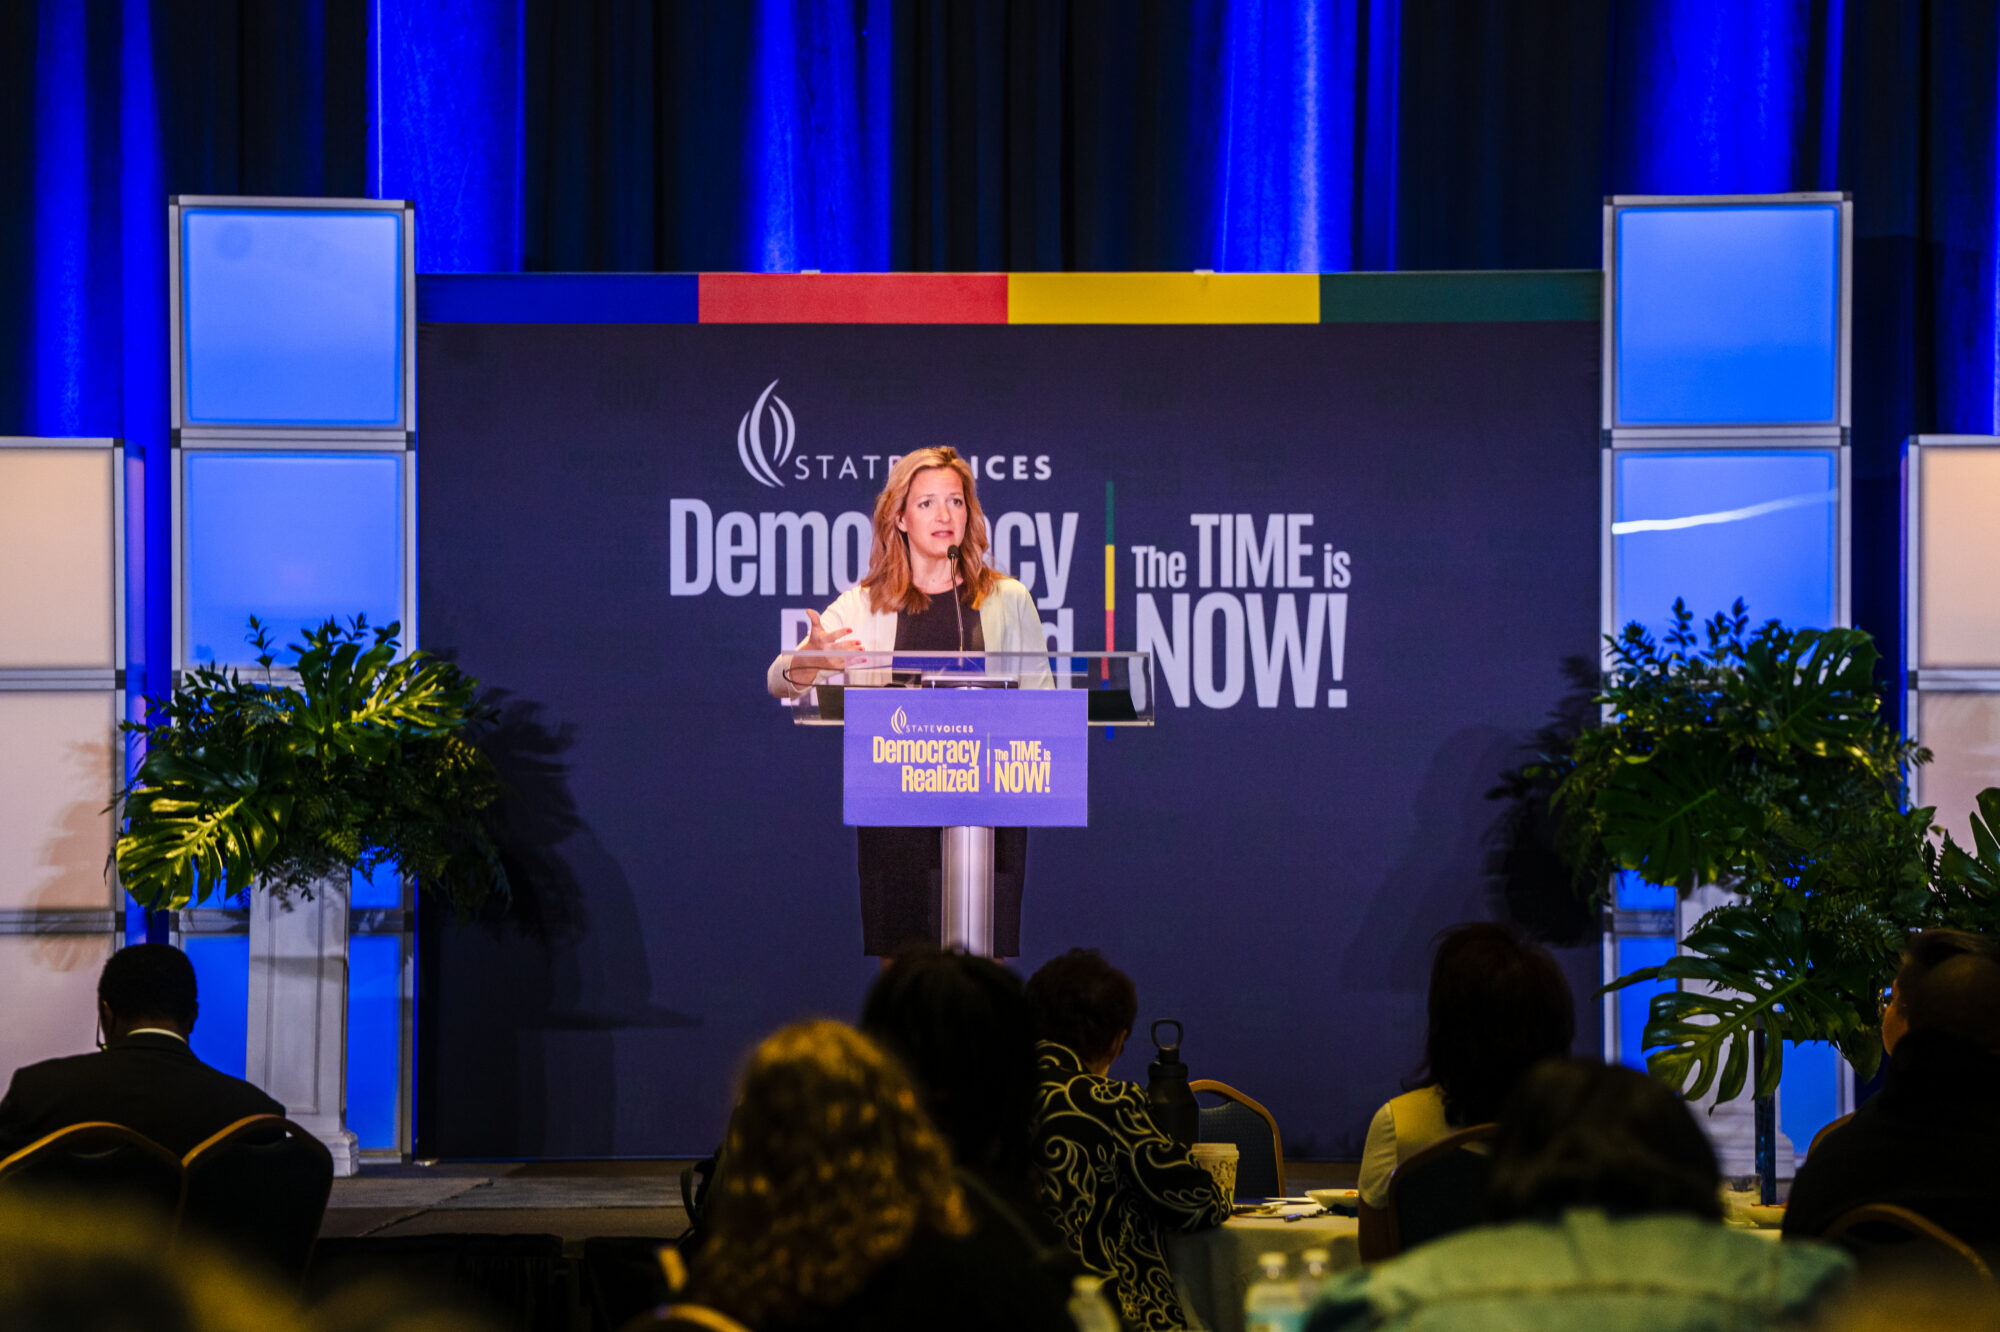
xmin=767 ymin=447 xmax=1046 ymax=959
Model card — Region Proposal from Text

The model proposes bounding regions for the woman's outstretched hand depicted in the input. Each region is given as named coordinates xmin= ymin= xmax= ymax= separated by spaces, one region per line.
xmin=786 ymin=609 xmax=862 ymax=685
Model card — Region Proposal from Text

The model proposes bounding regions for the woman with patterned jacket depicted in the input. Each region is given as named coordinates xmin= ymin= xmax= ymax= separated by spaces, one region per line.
xmin=1026 ymin=948 xmax=1228 ymax=1331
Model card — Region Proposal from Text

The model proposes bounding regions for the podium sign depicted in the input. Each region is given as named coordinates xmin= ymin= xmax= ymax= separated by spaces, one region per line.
xmin=843 ymin=688 xmax=1088 ymax=827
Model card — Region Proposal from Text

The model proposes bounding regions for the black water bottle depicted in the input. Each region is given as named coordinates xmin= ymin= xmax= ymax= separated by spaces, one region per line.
xmin=1146 ymin=1019 xmax=1199 ymax=1146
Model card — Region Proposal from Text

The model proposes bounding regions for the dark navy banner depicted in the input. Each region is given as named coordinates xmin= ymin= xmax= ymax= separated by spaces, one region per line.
xmin=417 ymin=319 xmax=1602 ymax=1158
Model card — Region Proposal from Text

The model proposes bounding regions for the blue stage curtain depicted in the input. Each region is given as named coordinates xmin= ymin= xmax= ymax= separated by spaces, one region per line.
xmin=742 ymin=0 xmax=893 ymax=272
xmin=1927 ymin=0 xmax=2000 ymax=438
xmin=1608 ymin=0 xmax=1838 ymax=196
xmin=1198 ymin=0 xmax=1399 ymax=272
xmin=370 ymin=0 xmax=525 ymax=272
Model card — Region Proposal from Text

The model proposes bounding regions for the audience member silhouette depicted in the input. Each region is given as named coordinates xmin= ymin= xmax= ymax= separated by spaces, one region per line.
xmin=1785 ymin=929 xmax=2000 ymax=1256
xmin=0 ymin=943 xmax=281 ymax=1160
xmin=1027 ymin=947 xmax=1226 ymax=1332
xmin=1356 ymin=923 xmax=1573 ymax=1230
xmin=860 ymin=946 xmax=1077 ymax=1311
xmin=1310 ymin=1059 xmax=1852 ymax=1331
xmin=682 ymin=1020 xmax=1064 ymax=1332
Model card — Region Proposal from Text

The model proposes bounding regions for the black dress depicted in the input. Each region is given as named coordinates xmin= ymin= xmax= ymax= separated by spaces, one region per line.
xmin=855 ymin=588 xmax=1028 ymax=957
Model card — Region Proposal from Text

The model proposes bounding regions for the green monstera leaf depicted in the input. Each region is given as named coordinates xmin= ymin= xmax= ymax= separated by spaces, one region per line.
xmin=1731 ymin=626 xmax=1882 ymax=758
xmin=1606 ymin=904 xmax=1887 ymax=1098
xmin=1595 ymin=744 xmax=1759 ymax=893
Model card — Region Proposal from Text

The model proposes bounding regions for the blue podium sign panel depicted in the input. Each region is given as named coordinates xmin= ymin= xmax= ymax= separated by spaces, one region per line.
xmin=843 ymin=690 xmax=1088 ymax=827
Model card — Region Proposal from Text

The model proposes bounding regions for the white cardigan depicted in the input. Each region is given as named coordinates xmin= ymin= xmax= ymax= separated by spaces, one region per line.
xmin=767 ymin=577 xmax=1052 ymax=698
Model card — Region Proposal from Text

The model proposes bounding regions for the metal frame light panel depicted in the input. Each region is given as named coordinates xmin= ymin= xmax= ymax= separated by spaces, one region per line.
xmin=165 ymin=194 xmax=420 ymax=1158
xmin=1601 ymin=441 xmax=1852 ymax=654
xmin=171 ymin=445 xmax=418 ymax=671
xmin=169 ymin=196 xmax=416 ymax=442
xmin=0 ymin=438 xmax=126 ymax=686
xmin=1904 ymin=436 xmax=2000 ymax=828
xmin=1598 ymin=198 xmax=1856 ymax=1135
xmin=1603 ymin=193 xmax=1852 ymax=437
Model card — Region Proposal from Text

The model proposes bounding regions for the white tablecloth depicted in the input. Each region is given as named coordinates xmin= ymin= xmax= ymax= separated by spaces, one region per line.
xmin=1167 ymin=1209 xmax=1360 ymax=1332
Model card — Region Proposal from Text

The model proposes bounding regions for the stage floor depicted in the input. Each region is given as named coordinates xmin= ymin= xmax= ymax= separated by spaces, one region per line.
xmin=321 ymin=1160 xmax=697 ymax=1241
xmin=319 ymin=1159 xmax=1360 ymax=1242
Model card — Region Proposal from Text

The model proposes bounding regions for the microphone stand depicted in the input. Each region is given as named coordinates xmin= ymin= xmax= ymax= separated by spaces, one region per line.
xmin=947 ymin=543 xmax=965 ymax=660
xmin=937 ymin=541 xmax=992 ymax=956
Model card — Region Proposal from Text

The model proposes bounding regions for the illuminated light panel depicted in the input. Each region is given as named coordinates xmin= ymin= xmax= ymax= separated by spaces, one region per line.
xmin=1615 ymin=204 xmax=1841 ymax=426
xmin=0 ymin=935 xmax=114 ymax=1072
xmin=0 ymin=692 xmax=117 ymax=911
xmin=1615 ymin=935 xmax=1676 ymax=1071
xmin=0 ymin=449 xmax=116 ymax=669
xmin=1918 ymin=446 xmax=2000 ymax=668
xmin=185 ymin=934 xmax=250 ymax=1081
xmin=180 ymin=207 xmax=405 ymax=428
xmin=1779 ymin=1040 xmax=1841 ymax=1166
xmin=1613 ymin=870 xmax=1675 ymax=911
xmin=1914 ymin=693 xmax=2000 ymax=851
xmin=1613 ymin=450 xmax=1839 ymax=642
xmin=348 ymin=933 xmax=403 ymax=1149
xmin=182 ymin=452 xmax=403 ymax=666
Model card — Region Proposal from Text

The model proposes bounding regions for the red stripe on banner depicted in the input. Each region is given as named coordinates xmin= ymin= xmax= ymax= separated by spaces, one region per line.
xmin=698 ymin=274 xmax=1009 ymax=324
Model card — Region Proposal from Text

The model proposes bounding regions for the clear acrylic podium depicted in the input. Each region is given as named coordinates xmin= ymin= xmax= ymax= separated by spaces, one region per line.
xmin=781 ymin=650 xmax=1153 ymax=954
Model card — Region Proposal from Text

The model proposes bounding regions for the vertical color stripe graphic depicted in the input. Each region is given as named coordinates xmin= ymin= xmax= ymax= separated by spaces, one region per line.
xmin=1103 ymin=480 xmax=1115 ymax=679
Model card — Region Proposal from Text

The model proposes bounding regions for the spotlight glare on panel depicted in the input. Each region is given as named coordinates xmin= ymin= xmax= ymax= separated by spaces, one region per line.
xmin=1613 ymin=449 xmax=1840 ymax=644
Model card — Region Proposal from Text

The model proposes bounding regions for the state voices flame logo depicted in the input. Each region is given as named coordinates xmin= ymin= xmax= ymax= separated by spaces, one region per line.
xmin=738 ymin=380 xmax=797 ymax=488
xmin=890 ymin=706 xmax=909 ymax=735
xmin=731 ymin=378 xmax=1055 ymax=486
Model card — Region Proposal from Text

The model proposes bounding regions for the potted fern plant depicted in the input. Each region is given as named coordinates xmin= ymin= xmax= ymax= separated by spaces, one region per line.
xmin=1536 ymin=601 xmax=2000 ymax=1199
xmin=115 ymin=616 xmax=507 ymax=1170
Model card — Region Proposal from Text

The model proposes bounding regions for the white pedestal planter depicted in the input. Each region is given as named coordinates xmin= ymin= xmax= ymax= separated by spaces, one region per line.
xmin=247 ymin=879 xmax=359 ymax=1176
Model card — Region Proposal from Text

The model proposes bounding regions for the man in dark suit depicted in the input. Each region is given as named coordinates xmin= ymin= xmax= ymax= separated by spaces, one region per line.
xmin=0 ymin=943 xmax=283 ymax=1159
xmin=1784 ymin=929 xmax=2000 ymax=1253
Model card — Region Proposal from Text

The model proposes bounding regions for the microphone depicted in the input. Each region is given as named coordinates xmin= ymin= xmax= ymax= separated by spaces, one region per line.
xmin=947 ymin=545 xmax=965 ymax=655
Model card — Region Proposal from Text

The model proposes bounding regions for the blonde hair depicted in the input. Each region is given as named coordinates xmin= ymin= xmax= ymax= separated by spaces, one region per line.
xmin=695 ymin=1021 xmax=971 ymax=1325
xmin=860 ymin=447 xmax=1001 ymax=615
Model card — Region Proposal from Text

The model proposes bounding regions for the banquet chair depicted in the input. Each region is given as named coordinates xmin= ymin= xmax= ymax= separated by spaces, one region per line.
xmin=308 ymin=1232 xmax=569 ymax=1330
xmin=1373 ymin=1122 xmax=1500 ymax=1260
xmin=180 ymin=1114 xmax=333 ymax=1286
xmin=0 ymin=1121 xmax=184 ymax=1220
xmin=1821 ymin=1203 xmax=1996 ymax=1286
xmin=1190 ymin=1079 xmax=1285 ymax=1199
xmin=618 ymin=1304 xmax=756 ymax=1332
xmin=1806 ymin=1112 xmax=1855 ymax=1157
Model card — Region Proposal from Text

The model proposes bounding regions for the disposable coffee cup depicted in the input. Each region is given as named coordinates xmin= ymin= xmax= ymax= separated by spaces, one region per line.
xmin=1188 ymin=1142 xmax=1239 ymax=1201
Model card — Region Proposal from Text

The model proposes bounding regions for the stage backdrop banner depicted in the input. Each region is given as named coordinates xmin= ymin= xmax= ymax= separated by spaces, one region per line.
xmin=416 ymin=281 xmax=1601 ymax=1158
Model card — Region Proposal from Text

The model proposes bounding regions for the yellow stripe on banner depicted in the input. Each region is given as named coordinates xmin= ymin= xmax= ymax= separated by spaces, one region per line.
xmin=1104 ymin=544 xmax=1116 ymax=609
xmin=1008 ymin=273 xmax=1319 ymax=324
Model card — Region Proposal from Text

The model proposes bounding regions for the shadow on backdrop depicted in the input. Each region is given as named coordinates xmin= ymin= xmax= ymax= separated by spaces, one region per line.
xmin=422 ymin=690 xmax=700 ymax=1158
xmin=1484 ymin=654 xmax=1604 ymax=949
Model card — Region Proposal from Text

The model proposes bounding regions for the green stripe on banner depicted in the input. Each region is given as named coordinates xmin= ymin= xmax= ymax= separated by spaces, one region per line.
xmin=1318 ymin=271 xmax=1600 ymax=323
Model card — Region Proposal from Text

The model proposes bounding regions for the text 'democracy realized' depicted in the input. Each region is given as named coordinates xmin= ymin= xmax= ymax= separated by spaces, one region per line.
xmin=843 ymin=689 xmax=1088 ymax=827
